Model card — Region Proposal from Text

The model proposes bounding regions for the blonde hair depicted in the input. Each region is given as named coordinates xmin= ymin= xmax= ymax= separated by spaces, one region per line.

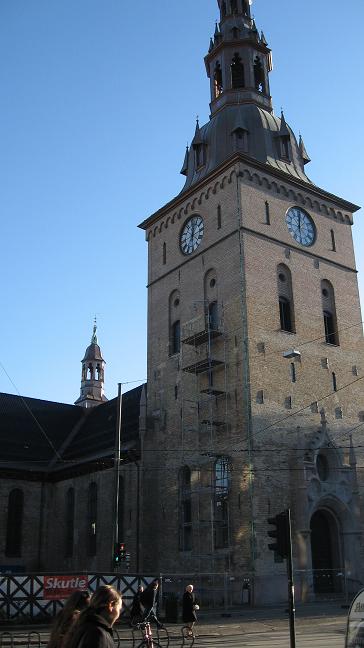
xmin=89 ymin=585 xmax=122 ymax=612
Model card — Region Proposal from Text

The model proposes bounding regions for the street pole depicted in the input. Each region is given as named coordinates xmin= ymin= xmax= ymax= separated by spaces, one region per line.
xmin=112 ymin=382 xmax=122 ymax=571
xmin=286 ymin=508 xmax=296 ymax=648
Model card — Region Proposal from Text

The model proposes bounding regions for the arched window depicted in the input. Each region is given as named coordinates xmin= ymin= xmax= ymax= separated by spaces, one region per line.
xmin=254 ymin=56 xmax=266 ymax=93
xmin=169 ymin=291 xmax=181 ymax=355
xmin=321 ymin=280 xmax=339 ymax=345
xmin=208 ymin=301 xmax=219 ymax=331
xmin=231 ymin=53 xmax=245 ymax=89
xmin=87 ymin=482 xmax=97 ymax=557
xmin=214 ymin=458 xmax=231 ymax=549
xmin=65 ymin=487 xmax=75 ymax=558
xmin=204 ymin=269 xmax=218 ymax=329
xmin=214 ymin=63 xmax=223 ymax=98
xmin=277 ymin=264 xmax=295 ymax=333
xmin=179 ymin=467 xmax=192 ymax=551
xmin=6 ymin=489 xmax=23 ymax=557
xmin=171 ymin=320 xmax=181 ymax=355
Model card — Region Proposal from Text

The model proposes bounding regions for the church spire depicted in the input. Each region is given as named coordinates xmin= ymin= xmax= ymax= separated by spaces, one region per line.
xmin=205 ymin=0 xmax=273 ymax=116
xmin=75 ymin=321 xmax=107 ymax=409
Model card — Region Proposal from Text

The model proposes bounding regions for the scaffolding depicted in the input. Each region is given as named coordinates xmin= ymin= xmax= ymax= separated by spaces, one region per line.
xmin=179 ymin=300 xmax=231 ymax=575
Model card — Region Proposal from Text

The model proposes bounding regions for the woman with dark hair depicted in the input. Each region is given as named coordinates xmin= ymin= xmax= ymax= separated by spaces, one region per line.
xmin=67 ymin=585 xmax=122 ymax=648
xmin=47 ymin=590 xmax=90 ymax=648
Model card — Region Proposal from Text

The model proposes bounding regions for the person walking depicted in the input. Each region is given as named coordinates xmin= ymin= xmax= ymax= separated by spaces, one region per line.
xmin=182 ymin=584 xmax=198 ymax=638
xmin=66 ymin=585 xmax=122 ymax=648
xmin=130 ymin=585 xmax=144 ymax=625
xmin=140 ymin=579 xmax=163 ymax=628
xmin=47 ymin=590 xmax=90 ymax=648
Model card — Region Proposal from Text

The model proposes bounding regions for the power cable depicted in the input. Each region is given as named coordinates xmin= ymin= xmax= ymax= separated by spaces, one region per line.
xmin=0 ymin=360 xmax=62 ymax=461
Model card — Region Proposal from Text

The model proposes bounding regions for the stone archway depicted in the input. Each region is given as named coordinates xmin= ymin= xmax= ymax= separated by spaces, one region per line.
xmin=310 ymin=508 xmax=342 ymax=594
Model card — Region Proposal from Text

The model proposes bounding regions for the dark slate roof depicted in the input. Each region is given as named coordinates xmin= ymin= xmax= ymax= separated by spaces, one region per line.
xmin=61 ymin=384 xmax=144 ymax=463
xmin=0 ymin=384 xmax=145 ymax=476
xmin=82 ymin=343 xmax=104 ymax=362
xmin=180 ymin=105 xmax=312 ymax=194
xmin=0 ymin=393 xmax=85 ymax=469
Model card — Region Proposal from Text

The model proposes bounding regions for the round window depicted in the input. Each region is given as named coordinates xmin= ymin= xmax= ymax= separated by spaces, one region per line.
xmin=316 ymin=453 xmax=329 ymax=481
xmin=278 ymin=273 xmax=286 ymax=283
xmin=210 ymin=278 xmax=216 ymax=288
xmin=174 ymin=298 xmax=180 ymax=308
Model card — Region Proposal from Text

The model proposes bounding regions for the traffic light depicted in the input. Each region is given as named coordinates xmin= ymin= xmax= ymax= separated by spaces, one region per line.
xmin=267 ymin=510 xmax=289 ymax=558
xmin=113 ymin=542 xmax=127 ymax=565
xmin=119 ymin=543 xmax=126 ymax=561
xmin=113 ymin=543 xmax=120 ymax=564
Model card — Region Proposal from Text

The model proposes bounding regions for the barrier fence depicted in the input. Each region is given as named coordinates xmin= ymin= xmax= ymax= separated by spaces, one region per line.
xmin=0 ymin=569 xmax=362 ymax=621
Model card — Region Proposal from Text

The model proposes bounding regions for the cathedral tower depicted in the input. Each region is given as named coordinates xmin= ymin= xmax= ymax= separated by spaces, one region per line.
xmin=75 ymin=321 xmax=107 ymax=408
xmin=139 ymin=1 xmax=363 ymax=604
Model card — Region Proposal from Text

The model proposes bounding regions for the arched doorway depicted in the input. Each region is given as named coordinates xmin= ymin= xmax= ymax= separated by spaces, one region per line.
xmin=310 ymin=509 xmax=342 ymax=594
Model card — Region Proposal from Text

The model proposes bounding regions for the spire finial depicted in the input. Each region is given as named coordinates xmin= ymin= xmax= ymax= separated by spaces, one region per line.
xmin=91 ymin=316 xmax=98 ymax=344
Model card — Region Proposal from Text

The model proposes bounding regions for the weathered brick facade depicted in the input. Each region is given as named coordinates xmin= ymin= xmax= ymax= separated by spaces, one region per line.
xmin=139 ymin=0 xmax=364 ymax=604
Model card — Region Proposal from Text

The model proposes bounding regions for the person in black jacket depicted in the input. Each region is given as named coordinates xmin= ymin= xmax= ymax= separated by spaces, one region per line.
xmin=182 ymin=585 xmax=198 ymax=638
xmin=66 ymin=585 xmax=122 ymax=648
xmin=140 ymin=579 xmax=163 ymax=628
xmin=130 ymin=585 xmax=144 ymax=625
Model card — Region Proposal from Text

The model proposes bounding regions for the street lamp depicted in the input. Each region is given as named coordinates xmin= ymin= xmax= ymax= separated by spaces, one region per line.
xmin=282 ymin=349 xmax=301 ymax=360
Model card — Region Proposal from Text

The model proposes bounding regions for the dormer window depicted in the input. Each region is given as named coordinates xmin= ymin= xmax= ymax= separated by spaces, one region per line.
xmin=214 ymin=62 xmax=223 ymax=98
xmin=254 ymin=56 xmax=266 ymax=93
xmin=231 ymin=53 xmax=245 ymax=89
xmin=276 ymin=135 xmax=291 ymax=161
xmin=194 ymin=143 xmax=205 ymax=168
xmin=232 ymin=127 xmax=249 ymax=153
xmin=281 ymin=137 xmax=290 ymax=159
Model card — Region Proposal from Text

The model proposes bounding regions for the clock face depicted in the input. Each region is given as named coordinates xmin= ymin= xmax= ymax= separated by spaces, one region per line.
xmin=180 ymin=216 xmax=204 ymax=255
xmin=286 ymin=207 xmax=316 ymax=247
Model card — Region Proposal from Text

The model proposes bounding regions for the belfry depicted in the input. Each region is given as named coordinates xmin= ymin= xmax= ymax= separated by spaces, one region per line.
xmin=75 ymin=321 xmax=107 ymax=408
xmin=139 ymin=0 xmax=364 ymax=603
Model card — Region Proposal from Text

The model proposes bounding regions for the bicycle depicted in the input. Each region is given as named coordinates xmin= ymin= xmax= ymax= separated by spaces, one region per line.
xmin=180 ymin=626 xmax=195 ymax=647
xmin=131 ymin=620 xmax=169 ymax=648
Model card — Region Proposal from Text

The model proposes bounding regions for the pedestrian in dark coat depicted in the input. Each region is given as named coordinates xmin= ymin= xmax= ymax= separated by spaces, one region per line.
xmin=66 ymin=585 xmax=122 ymax=648
xmin=130 ymin=586 xmax=144 ymax=625
xmin=182 ymin=585 xmax=198 ymax=637
xmin=140 ymin=579 xmax=163 ymax=628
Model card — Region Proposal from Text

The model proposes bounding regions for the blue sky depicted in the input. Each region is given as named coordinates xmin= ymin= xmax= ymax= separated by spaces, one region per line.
xmin=1 ymin=0 xmax=363 ymax=404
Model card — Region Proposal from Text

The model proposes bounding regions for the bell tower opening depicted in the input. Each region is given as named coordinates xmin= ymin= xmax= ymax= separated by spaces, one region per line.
xmin=310 ymin=509 xmax=342 ymax=594
xmin=231 ymin=53 xmax=245 ymax=89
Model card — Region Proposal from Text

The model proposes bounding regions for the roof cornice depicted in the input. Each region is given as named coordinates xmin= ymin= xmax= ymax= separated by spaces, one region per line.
xmin=138 ymin=153 xmax=360 ymax=231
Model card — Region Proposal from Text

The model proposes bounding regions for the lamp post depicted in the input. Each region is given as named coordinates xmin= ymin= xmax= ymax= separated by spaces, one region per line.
xmin=112 ymin=382 xmax=122 ymax=571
